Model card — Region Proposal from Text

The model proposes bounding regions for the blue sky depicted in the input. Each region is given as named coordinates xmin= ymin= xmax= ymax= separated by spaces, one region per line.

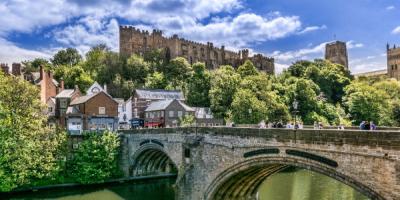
xmin=0 ymin=0 xmax=399 ymax=73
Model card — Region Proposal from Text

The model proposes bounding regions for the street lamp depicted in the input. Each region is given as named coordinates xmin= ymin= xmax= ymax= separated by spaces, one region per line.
xmin=248 ymin=109 xmax=252 ymax=125
xmin=292 ymin=100 xmax=299 ymax=129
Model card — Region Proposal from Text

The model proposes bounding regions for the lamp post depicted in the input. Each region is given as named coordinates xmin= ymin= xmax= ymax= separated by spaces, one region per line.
xmin=248 ymin=109 xmax=252 ymax=126
xmin=292 ymin=100 xmax=299 ymax=129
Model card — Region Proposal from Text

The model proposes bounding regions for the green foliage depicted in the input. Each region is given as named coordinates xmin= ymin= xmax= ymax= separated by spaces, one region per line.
xmin=145 ymin=72 xmax=168 ymax=89
xmin=209 ymin=65 xmax=241 ymax=118
xmin=125 ymin=54 xmax=150 ymax=84
xmin=0 ymin=72 xmax=66 ymax=191
xmin=163 ymin=57 xmax=192 ymax=89
xmin=180 ymin=115 xmax=195 ymax=127
xmin=231 ymin=89 xmax=268 ymax=124
xmin=54 ymin=65 xmax=94 ymax=92
xmin=185 ymin=62 xmax=211 ymax=107
xmin=143 ymin=48 xmax=167 ymax=71
xmin=70 ymin=131 xmax=120 ymax=184
xmin=52 ymin=48 xmax=82 ymax=66
xmin=108 ymin=74 xmax=135 ymax=100
xmin=237 ymin=60 xmax=259 ymax=78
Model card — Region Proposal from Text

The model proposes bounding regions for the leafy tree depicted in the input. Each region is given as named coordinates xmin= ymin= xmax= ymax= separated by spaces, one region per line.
xmin=186 ymin=62 xmax=211 ymax=107
xmin=125 ymin=54 xmax=150 ymax=84
xmin=231 ymin=89 xmax=268 ymax=124
xmin=237 ymin=60 xmax=259 ymax=78
xmin=52 ymin=48 xmax=82 ymax=66
xmin=144 ymin=48 xmax=167 ymax=72
xmin=343 ymin=82 xmax=391 ymax=125
xmin=54 ymin=65 xmax=94 ymax=92
xmin=0 ymin=72 xmax=65 ymax=191
xmin=163 ymin=57 xmax=192 ymax=88
xmin=372 ymin=79 xmax=400 ymax=100
xmin=108 ymin=74 xmax=135 ymax=99
xmin=180 ymin=115 xmax=195 ymax=127
xmin=70 ymin=131 xmax=120 ymax=184
xmin=83 ymin=45 xmax=108 ymax=78
xmin=209 ymin=65 xmax=240 ymax=119
xmin=145 ymin=72 xmax=168 ymax=89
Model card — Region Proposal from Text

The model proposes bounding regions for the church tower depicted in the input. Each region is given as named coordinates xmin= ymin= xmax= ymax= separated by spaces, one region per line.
xmin=325 ymin=41 xmax=349 ymax=70
xmin=387 ymin=43 xmax=400 ymax=80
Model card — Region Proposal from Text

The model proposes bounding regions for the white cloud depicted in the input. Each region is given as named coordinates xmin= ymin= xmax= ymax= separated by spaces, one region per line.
xmin=392 ymin=26 xmax=400 ymax=35
xmin=271 ymin=42 xmax=326 ymax=62
xmin=0 ymin=38 xmax=52 ymax=65
xmin=346 ymin=40 xmax=364 ymax=49
xmin=386 ymin=6 xmax=395 ymax=10
xmin=297 ymin=25 xmax=327 ymax=35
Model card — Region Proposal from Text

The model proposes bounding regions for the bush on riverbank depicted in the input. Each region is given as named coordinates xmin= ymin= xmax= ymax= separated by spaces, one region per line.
xmin=69 ymin=131 xmax=122 ymax=184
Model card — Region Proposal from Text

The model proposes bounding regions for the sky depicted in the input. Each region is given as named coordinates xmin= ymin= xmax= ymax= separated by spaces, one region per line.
xmin=0 ymin=0 xmax=399 ymax=74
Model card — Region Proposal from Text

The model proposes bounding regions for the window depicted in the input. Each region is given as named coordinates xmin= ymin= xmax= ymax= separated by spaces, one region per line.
xmin=178 ymin=111 xmax=183 ymax=117
xmin=134 ymin=108 xmax=138 ymax=118
xmin=146 ymin=112 xmax=149 ymax=118
xmin=184 ymin=148 xmax=190 ymax=158
xmin=122 ymin=104 xmax=126 ymax=112
xmin=60 ymin=99 xmax=67 ymax=108
xmin=99 ymin=107 xmax=106 ymax=115
xmin=161 ymin=111 xmax=164 ymax=117
xmin=169 ymin=111 xmax=174 ymax=117
xmin=48 ymin=107 xmax=53 ymax=112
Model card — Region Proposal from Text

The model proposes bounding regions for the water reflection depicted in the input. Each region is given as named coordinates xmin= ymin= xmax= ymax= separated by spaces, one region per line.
xmin=258 ymin=167 xmax=369 ymax=200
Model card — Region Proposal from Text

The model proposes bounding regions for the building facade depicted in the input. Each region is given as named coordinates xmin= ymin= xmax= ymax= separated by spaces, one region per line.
xmin=194 ymin=107 xmax=224 ymax=127
xmin=119 ymin=26 xmax=275 ymax=74
xmin=325 ymin=41 xmax=349 ymax=69
xmin=387 ymin=43 xmax=400 ymax=80
xmin=66 ymin=91 xmax=119 ymax=134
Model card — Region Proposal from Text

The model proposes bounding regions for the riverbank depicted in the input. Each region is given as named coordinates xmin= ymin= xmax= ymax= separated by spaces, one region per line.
xmin=1 ymin=173 xmax=177 ymax=198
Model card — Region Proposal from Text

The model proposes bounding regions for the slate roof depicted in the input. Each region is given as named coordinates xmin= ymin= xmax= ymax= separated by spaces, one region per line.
xmin=113 ymin=98 xmax=125 ymax=105
xmin=145 ymin=99 xmax=194 ymax=112
xmin=55 ymin=89 xmax=75 ymax=98
xmin=70 ymin=91 xmax=118 ymax=105
xmin=135 ymin=89 xmax=185 ymax=100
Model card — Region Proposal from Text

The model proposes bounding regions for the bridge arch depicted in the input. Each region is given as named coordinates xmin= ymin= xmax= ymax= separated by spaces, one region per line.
xmin=130 ymin=143 xmax=178 ymax=176
xmin=204 ymin=156 xmax=385 ymax=200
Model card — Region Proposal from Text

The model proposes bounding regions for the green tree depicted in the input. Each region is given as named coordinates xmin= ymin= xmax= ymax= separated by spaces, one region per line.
xmin=70 ymin=131 xmax=120 ymax=184
xmin=0 ymin=72 xmax=65 ymax=191
xmin=186 ymin=62 xmax=211 ymax=107
xmin=180 ymin=115 xmax=195 ymax=127
xmin=143 ymin=48 xmax=167 ymax=72
xmin=209 ymin=65 xmax=240 ymax=119
xmin=108 ymin=74 xmax=135 ymax=99
xmin=83 ymin=45 xmax=108 ymax=78
xmin=54 ymin=65 xmax=94 ymax=92
xmin=231 ymin=89 xmax=268 ymax=124
xmin=125 ymin=54 xmax=150 ymax=84
xmin=237 ymin=60 xmax=259 ymax=78
xmin=163 ymin=57 xmax=192 ymax=88
xmin=145 ymin=72 xmax=168 ymax=89
xmin=343 ymin=82 xmax=391 ymax=125
xmin=52 ymin=48 xmax=82 ymax=66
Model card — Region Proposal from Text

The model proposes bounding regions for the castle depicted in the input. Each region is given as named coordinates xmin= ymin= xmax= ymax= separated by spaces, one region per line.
xmin=119 ymin=26 xmax=275 ymax=74
xmin=325 ymin=41 xmax=349 ymax=70
xmin=387 ymin=43 xmax=400 ymax=80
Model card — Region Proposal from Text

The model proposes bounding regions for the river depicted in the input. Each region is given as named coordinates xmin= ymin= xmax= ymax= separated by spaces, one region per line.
xmin=7 ymin=167 xmax=369 ymax=200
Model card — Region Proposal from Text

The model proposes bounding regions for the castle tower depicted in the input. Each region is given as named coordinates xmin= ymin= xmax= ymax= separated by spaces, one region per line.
xmin=11 ymin=63 xmax=21 ymax=76
xmin=387 ymin=43 xmax=400 ymax=80
xmin=1 ymin=63 xmax=9 ymax=74
xmin=325 ymin=41 xmax=349 ymax=70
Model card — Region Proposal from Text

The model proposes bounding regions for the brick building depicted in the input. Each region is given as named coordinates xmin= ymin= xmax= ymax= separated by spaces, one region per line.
xmin=387 ymin=43 xmax=400 ymax=80
xmin=55 ymin=85 xmax=82 ymax=127
xmin=119 ymin=26 xmax=275 ymax=74
xmin=66 ymin=91 xmax=118 ymax=134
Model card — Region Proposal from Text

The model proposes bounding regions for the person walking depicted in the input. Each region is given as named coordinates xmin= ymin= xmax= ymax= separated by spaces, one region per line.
xmin=359 ymin=121 xmax=366 ymax=130
xmin=370 ymin=121 xmax=377 ymax=130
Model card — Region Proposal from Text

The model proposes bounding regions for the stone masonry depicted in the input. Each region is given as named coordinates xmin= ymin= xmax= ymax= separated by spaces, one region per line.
xmin=387 ymin=43 xmax=400 ymax=80
xmin=119 ymin=26 xmax=275 ymax=74
xmin=119 ymin=127 xmax=400 ymax=200
xmin=325 ymin=41 xmax=349 ymax=69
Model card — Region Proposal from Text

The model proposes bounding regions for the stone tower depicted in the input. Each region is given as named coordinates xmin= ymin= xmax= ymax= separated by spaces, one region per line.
xmin=325 ymin=41 xmax=349 ymax=70
xmin=387 ymin=43 xmax=400 ymax=80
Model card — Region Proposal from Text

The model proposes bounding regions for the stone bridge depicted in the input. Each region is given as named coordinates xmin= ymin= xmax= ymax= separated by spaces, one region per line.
xmin=118 ymin=127 xmax=400 ymax=200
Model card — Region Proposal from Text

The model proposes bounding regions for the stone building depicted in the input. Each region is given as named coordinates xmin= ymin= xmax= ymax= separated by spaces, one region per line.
xmin=0 ymin=63 xmax=9 ymax=74
xmin=119 ymin=26 xmax=275 ymax=74
xmin=387 ymin=43 xmax=400 ymax=80
xmin=325 ymin=41 xmax=349 ymax=69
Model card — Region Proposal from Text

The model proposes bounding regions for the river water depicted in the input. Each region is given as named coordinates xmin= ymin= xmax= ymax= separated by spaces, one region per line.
xmin=8 ymin=167 xmax=369 ymax=200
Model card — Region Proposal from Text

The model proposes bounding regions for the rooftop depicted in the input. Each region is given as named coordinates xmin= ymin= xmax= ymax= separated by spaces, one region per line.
xmin=145 ymin=99 xmax=194 ymax=112
xmin=55 ymin=89 xmax=75 ymax=98
xmin=136 ymin=89 xmax=185 ymax=100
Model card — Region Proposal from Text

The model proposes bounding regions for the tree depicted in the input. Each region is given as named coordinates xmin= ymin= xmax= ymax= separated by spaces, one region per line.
xmin=209 ymin=65 xmax=240 ymax=119
xmin=0 ymin=72 xmax=65 ymax=191
xmin=125 ymin=54 xmax=150 ymax=84
xmin=52 ymin=48 xmax=82 ymax=66
xmin=343 ymin=82 xmax=391 ymax=125
xmin=145 ymin=72 xmax=168 ymax=89
xmin=108 ymin=74 xmax=135 ymax=99
xmin=54 ymin=65 xmax=94 ymax=92
xmin=231 ymin=89 xmax=268 ymax=124
xmin=143 ymin=48 xmax=167 ymax=72
xmin=185 ymin=62 xmax=211 ymax=107
xmin=180 ymin=115 xmax=195 ymax=127
xmin=237 ymin=60 xmax=259 ymax=78
xmin=163 ymin=57 xmax=192 ymax=88
xmin=83 ymin=45 xmax=108 ymax=78
xmin=70 ymin=131 xmax=120 ymax=184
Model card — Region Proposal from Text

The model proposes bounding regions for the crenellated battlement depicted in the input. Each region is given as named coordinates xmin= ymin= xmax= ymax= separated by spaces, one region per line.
xmin=119 ymin=25 xmax=275 ymax=74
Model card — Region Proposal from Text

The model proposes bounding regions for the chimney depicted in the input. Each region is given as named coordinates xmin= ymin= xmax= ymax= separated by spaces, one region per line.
xmin=103 ymin=84 xmax=107 ymax=94
xmin=60 ymin=79 xmax=64 ymax=92
xmin=39 ymin=65 xmax=44 ymax=80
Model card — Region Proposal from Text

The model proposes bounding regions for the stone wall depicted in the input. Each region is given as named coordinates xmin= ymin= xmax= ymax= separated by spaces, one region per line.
xmin=120 ymin=127 xmax=400 ymax=200
xmin=387 ymin=44 xmax=400 ymax=80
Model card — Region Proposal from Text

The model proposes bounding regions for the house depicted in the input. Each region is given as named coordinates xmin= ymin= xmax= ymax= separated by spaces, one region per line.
xmin=194 ymin=107 xmax=224 ymax=127
xmin=114 ymin=98 xmax=130 ymax=129
xmin=86 ymin=81 xmax=107 ymax=95
xmin=55 ymin=85 xmax=81 ymax=127
xmin=66 ymin=91 xmax=118 ymax=134
xmin=132 ymin=89 xmax=185 ymax=120
xmin=144 ymin=99 xmax=195 ymax=128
